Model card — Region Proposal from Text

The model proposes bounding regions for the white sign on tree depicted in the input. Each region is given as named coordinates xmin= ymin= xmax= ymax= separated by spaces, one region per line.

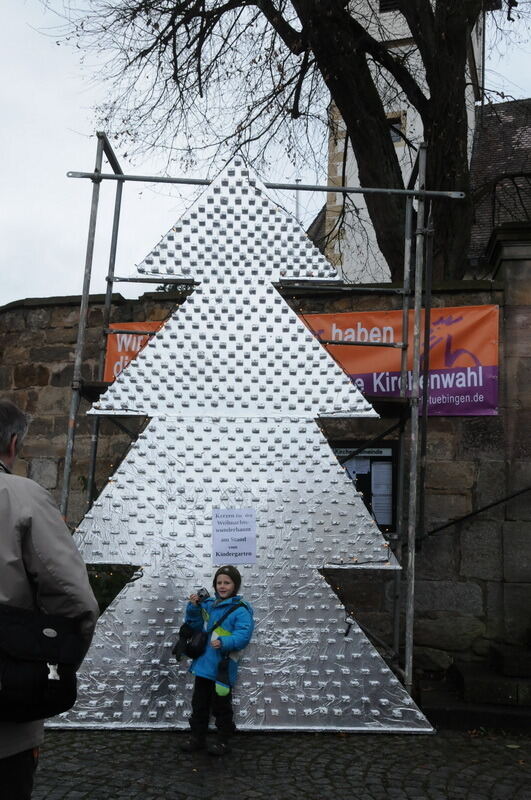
xmin=212 ymin=508 xmax=257 ymax=564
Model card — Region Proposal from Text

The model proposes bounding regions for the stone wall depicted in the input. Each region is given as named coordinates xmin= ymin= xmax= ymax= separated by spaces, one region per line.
xmin=0 ymin=292 xmax=181 ymax=526
xmin=284 ymin=259 xmax=531 ymax=678
xmin=1 ymin=261 xmax=530 ymax=680
xmin=490 ymin=227 xmax=531 ymax=663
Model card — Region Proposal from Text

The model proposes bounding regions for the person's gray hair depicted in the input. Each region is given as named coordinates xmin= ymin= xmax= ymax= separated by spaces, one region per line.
xmin=0 ymin=399 xmax=30 ymax=455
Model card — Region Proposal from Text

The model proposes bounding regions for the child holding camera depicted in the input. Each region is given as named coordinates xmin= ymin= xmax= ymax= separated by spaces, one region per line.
xmin=180 ymin=565 xmax=254 ymax=756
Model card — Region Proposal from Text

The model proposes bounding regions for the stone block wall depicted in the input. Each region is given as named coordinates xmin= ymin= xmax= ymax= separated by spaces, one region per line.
xmin=1 ymin=258 xmax=530 ymax=678
xmin=287 ymin=265 xmax=531 ymax=675
xmin=0 ymin=292 xmax=181 ymax=527
xmin=498 ymin=243 xmax=531 ymax=660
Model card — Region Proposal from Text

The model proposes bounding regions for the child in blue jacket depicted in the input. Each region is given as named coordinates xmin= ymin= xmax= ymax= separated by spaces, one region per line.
xmin=180 ymin=565 xmax=254 ymax=756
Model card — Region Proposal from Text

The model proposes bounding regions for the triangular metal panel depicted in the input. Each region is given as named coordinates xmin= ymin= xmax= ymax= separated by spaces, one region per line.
xmin=61 ymin=418 xmax=430 ymax=731
xmin=135 ymin=160 xmax=339 ymax=282
xmin=93 ymin=161 xmax=374 ymax=419
xmin=92 ymin=278 xmax=375 ymax=419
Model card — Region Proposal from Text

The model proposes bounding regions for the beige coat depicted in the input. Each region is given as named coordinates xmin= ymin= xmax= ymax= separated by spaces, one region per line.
xmin=0 ymin=472 xmax=99 ymax=758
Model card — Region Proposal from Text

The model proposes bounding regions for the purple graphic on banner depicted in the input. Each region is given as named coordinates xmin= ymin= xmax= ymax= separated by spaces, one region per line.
xmin=349 ymin=365 xmax=498 ymax=416
xmin=421 ymin=316 xmax=482 ymax=371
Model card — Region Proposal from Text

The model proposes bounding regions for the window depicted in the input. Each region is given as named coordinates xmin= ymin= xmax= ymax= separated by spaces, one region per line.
xmin=379 ymin=0 xmax=400 ymax=12
xmin=387 ymin=112 xmax=405 ymax=144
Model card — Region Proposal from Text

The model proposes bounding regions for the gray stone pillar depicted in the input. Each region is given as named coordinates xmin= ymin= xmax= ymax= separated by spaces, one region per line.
xmin=487 ymin=222 xmax=531 ymax=646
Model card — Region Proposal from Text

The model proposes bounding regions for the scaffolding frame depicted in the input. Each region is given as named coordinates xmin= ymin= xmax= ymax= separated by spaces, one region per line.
xmin=62 ymin=132 xmax=460 ymax=693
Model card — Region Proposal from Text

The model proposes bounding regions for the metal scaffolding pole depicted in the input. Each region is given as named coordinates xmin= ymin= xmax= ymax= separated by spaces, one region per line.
xmin=404 ymin=144 xmax=428 ymax=693
xmin=392 ymin=195 xmax=414 ymax=658
xmin=86 ymin=145 xmax=124 ymax=508
xmin=417 ymin=208 xmax=435 ymax=544
xmin=68 ymin=169 xmax=463 ymax=201
xmin=60 ymin=135 xmax=105 ymax=518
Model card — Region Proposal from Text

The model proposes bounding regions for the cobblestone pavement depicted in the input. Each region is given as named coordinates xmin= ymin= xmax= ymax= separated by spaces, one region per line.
xmin=32 ymin=728 xmax=531 ymax=800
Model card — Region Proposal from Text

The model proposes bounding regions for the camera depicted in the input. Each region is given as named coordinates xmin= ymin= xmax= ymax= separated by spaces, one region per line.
xmin=197 ymin=587 xmax=210 ymax=602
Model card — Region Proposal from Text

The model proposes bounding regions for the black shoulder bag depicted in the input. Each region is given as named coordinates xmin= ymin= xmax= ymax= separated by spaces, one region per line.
xmin=172 ymin=602 xmax=244 ymax=661
xmin=0 ymin=604 xmax=88 ymax=723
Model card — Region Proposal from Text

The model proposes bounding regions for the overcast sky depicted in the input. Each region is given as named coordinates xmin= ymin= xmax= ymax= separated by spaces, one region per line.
xmin=2 ymin=2 xmax=531 ymax=309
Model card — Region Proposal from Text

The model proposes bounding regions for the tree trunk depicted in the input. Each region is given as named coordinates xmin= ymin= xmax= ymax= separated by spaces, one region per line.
xmin=420 ymin=6 xmax=476 ymax=280
xmin=294 ymin=1 xmax=407 ymax=280
xmin=294 ymin=0 xmax=478 ymax=281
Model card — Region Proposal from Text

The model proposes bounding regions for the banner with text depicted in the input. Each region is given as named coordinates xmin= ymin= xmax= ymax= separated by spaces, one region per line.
xmin=301 ymin=305 xmax=499 ymax=416
xmin=103 ymin=321 xmax=163 ymax=382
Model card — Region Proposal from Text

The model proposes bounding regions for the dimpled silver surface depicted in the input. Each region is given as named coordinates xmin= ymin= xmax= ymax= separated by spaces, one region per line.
xmin=59 ymin=162 xmax=431 ymax=731
xmin=91 ymin=162 xmax=374 ymax=419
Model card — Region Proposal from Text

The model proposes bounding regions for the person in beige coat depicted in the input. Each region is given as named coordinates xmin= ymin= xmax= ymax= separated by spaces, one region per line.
xmin=0 ymin=399 xmax=99 ymax=799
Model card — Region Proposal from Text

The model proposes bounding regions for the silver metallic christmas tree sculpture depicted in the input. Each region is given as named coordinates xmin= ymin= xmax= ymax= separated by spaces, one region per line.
xmin=61 ymin=161 xmax=431 ymax=732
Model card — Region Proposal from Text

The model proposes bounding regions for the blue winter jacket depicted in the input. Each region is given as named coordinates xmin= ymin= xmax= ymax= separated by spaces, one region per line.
xmin=185 ymin=594 xmax=254 ymax=686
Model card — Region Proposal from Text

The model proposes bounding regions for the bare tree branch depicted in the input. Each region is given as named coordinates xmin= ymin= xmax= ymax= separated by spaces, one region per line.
xmin=255 ymin=0 xmax=305 ymax=54
xmin=56 ymin=0 xmax=530 ymax=281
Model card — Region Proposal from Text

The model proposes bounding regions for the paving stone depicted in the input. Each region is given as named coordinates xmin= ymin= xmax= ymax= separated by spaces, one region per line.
xmin=31 ymin=729 xmax=531 ymax=800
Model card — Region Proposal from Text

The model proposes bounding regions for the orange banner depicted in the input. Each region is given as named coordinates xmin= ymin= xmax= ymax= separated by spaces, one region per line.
xmin=103 ymin=321 xmax=163 ymax=382
xmin=301 ymin=305 xmax=499 ymax=416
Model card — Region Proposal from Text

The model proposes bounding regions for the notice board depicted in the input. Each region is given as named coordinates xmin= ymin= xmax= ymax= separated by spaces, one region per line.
xmin=332 ymin=442 xmax=398 ymax=533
